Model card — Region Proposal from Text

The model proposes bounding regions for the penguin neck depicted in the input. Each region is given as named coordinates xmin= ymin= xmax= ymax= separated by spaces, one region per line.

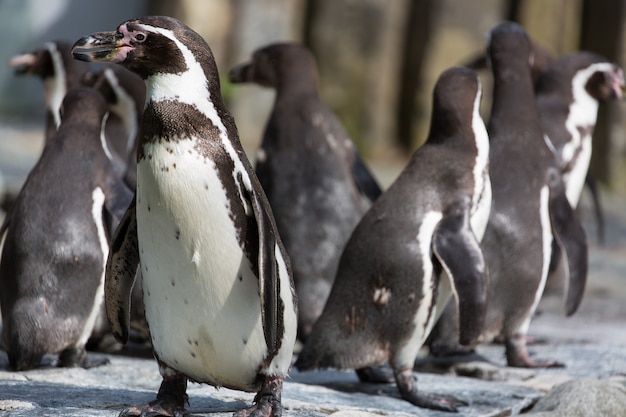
xmin=489 ymin=64 xmax=537 ymax=132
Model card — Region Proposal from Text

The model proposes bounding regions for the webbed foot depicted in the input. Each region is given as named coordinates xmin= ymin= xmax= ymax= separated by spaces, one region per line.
xmin=505 ymin=334 xmax=565 ymax=368
xmin=234 ymin=377 xmax=283 ymax=417
xmin=356 ymin=365 xmax=395 ymax=383
xmin=120 ymin=376 xmax=188 ymax=417
xmin=395 ymin=368 xmax=466 ymax=412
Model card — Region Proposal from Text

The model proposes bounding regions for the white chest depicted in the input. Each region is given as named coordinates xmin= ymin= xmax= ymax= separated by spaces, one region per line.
xmin=135 ymin=139 xmax=269 ymax=389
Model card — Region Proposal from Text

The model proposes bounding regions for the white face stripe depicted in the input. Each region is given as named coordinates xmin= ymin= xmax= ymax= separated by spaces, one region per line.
xmin=44 ymin=42 xmax=66 ymax=129
xmin=76 ymin=187 xmax=108 ymax=346
xmin=137 ymin=23 xmax=253 ymax=212
xmin=103 ymin=68 xmax=139 ymax=153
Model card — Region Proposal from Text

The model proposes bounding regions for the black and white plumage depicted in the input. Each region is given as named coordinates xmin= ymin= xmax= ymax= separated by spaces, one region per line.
xmin=471 ymin=22 xmax=587 ymax=367
xmin=536 ymin=52 xmax=624 ymax=211
xmin=229 ymin=42 xmax=382 ymax=342
xmin=84 ymin=65 xmax=145 ymax=189
xmin=72 ymin=16 xmax=297 ymax=417
xmin=296 ymin=66 xmax=490 ymax=411
xmin=0 ymin=87 xmax=132 ymax=370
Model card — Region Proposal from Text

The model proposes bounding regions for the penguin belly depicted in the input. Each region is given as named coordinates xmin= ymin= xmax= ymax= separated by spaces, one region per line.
xmin=136 ymin=139 xmax=268 ymax=390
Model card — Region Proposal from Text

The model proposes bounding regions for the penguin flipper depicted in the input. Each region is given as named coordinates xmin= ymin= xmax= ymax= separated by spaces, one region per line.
xmin=105 ymin=195 xmax=139 ymax=344
xmin=351 ymin=152 xmax=383 ymax=202
xmin=432 ymin=197 xmax=488 ymax=346
xmin=249 ymin=186 xmax=280 ymax=356
xmin=547 ymin=170 xmax=588 ymax=316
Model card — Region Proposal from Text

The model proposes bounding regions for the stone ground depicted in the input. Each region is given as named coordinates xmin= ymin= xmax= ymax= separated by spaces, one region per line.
xmin=0 ymin=123 xmax=625 ymax=416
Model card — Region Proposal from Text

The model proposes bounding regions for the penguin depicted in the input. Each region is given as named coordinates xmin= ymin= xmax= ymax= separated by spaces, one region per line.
xmin=84 ymin=65 xmax=145 ymax=189
xmin=228 ymin=42 xmax=382 ymax=342
xmin=536 ymin=52 xmax=624 ymax=215
xmin=72 ymin=15 xmax=298 ymax=417
xmin=0 ymin=87 xmax=132 ymax=370
xmin=430 ymin=22 xmax=588 ymax=368
xmin=9 ymin=41 xmax=91 ymax=140
xmin=295 ymin=66 xmax=490 ymax=411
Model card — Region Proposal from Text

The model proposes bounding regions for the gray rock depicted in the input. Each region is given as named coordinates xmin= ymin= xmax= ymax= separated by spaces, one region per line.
xmin=525 ymin=378 xmax=626 ymax=416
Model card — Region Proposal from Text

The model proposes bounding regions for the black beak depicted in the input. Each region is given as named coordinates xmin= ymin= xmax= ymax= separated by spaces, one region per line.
xmin=72 ymin=31 xmax=125 ymax=63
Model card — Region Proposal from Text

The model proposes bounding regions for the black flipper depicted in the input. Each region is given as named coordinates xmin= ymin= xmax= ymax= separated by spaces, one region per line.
xmin=105 ymin=195 xmax=139 ymax=344
xmin=432 ymin=197 xmax=488 ymax=346
xmin=585 ymin=172 xmax=605 ymax=245
xmin=547 ymin=169 xmax=588 ymax=316
xmin=249 ymin=184 xmax=281 ymax=357
xmin=351 ymin=152 xmax=383 ymax=202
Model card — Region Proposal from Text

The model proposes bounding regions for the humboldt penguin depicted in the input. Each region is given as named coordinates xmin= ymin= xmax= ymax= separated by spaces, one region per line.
xmin=482 ymin=24 xmax=588 ymax=368
xmin=0 ymin=87 xmax=132 ymax=370
xmin=229 ymin=42 xmax=382 ymax=342
xmin=72 ymin=16 xmax=297 ymax=417
xmin=296 ymin=66 xmax=490 ymax=411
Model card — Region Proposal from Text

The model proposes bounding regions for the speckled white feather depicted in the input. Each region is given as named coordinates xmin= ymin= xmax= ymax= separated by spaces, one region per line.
xmin=137 ymin=23 xmax=253 ymax=214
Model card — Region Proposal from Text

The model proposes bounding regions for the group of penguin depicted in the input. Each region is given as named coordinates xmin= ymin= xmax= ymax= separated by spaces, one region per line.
xmin=0 ymin=16 xmax=623 ymax=417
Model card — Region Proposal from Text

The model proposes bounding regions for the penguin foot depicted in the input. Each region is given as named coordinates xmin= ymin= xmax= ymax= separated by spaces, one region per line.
xmin=505 ymin=335 xmax=564 ymax=368
xmin=356 ymin=365 xmax=395 ymax=383
xmin=57 ymin=347 xmax=109 ymax=369
xmin=395 ymin=368 xmax=466 ymax=412
xmin=119 ymin=376 xmax=188 ymax=417
xmin=234 ymin=377 xmax=283 ymax=417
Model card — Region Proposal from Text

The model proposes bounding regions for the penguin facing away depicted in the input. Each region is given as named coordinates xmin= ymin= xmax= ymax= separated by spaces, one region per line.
xmin=296 ymin=66 xmax=490 ymax=412
xmin=9 ymin=41 xmax=91 ymax=140
xmin=536 ymin=52 xmax=624 ymax=211
xmin=476 ymin=22 xmax=587 ymax=367
xmin=72 ymin=15 xmax=297 ymax=417
xmin=84 ymin=65 xmax=146 ymax=189
xmin=0 ymin=87 xmax=132 ymax=370
xmin=229 ymin=42 xmax=382 ymax=342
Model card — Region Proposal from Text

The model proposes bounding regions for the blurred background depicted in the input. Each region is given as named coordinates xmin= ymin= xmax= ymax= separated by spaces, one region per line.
xmin=0 ymin=0 xmax=624 ymax=199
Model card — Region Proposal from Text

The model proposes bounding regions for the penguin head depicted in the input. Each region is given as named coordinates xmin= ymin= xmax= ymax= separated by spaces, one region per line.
xmin=486 ymin=22 xmax=533 ymax=79
xmin=71 ymin=16 xmax=217 ymax=81
xmin=228 ymin=42 xmax=319 ymax=93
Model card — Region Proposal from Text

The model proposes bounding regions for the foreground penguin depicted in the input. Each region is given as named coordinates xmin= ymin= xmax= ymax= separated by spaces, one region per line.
xmin=229 ymin=42 xmax=382 ymax=342
xmin=536 ymin=52 xmax=624 ymax=214
xmin=296 ymin=66 xmax=490 ymax=411
xmin=72 ymin=16 xmax=297 ymax=417
xmin=0 ymin=87 xmax=132 ymax=370
xmin=431 ymin=22 xmax=588 ymax=367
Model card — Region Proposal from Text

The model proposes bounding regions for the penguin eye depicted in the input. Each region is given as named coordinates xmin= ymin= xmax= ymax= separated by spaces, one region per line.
xmin=134 ymin=32 xmax=147 ymax=42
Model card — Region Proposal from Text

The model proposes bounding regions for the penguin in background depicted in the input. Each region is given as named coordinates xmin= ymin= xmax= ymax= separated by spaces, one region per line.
xmin=536 ymin=52 xmax=624 ymax=237
xmin=430 ymin=22 xmax=588 ymax=368
xmin=296 ymin=66 xmax=490 ymax=411
xmin=0 ymin=87 xmax=133 ymax=370
xmin=9 ymin=41 xmax=91 ymax=140
xmin=83 ymin=65 xmax=145 ymax=189
xmin=73 ymin=15 xmax=297 ymax=417
xmin=229 ymin=42 xmax=382 ymax=342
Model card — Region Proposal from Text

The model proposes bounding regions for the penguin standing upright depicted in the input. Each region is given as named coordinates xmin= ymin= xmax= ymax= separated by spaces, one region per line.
xmin=9 ymin=41 xmax=91 ymax=140
xmin=296 ymin=66 xmax=490 ymax=411
xmin=438 ymin=22 xmax=588 ymax=368
xmin=72 ymin=16 xmax=297 ymax=417
xmin=536 ymin=52 xmax=624 ymax=212
xmin=84 ymin=65 xmax=145 ymax=188
xmin=229 ymin=42 xmax=381 ymax=341
xmin=0 ymin=87 xmax=132 ymax=370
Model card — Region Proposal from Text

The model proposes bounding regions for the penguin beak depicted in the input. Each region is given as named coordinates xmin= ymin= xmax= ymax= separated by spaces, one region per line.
xmin=614 ymin=67 xmax=625 ymax=100
xmin=8 ymin=53 xmax=36 ymax=75
xmin=72 ymin=31 xmax=130 ymax=63
xmin=228 ymin=62 xmax=253 ymax=84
